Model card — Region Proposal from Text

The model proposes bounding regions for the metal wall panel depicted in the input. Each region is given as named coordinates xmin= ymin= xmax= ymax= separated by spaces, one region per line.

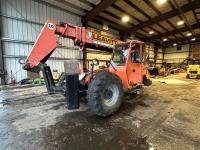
xmin=0 ymin=0 xmax=82 ymax=83
xmin=146 ymin=43 xmax=163 ymax=67
xmin=164 ymin=44 xmax=189 ymax=64
xmin=86 ymin=52 xmax=111 ymax=70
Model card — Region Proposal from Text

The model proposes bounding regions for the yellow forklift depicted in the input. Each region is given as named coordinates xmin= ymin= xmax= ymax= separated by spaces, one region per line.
xmin=186 ymin=59 xmax=200 ymax=79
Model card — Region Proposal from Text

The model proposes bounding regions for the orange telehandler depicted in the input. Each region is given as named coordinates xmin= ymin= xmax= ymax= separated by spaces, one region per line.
xmin=23 ymin=20 xmax=152 ymax=117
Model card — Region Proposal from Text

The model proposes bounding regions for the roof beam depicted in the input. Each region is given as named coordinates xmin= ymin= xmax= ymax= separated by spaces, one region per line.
xmin=125 ymin=0 xmax=176 ymax=41
xmin=111 ymin=4 xmax=150 ymax=34
xmin=144 ymin=0 xmax=179 ymax=39
xmin=94 ymin=16 xmax=148 ymax=39
xmin=172 ymin=39 xmax=200 ymax=46
xmin=164 ymin=34 xmax=200 ymax=45
xmin=79 ymin=0 xmax=157 ymax=42
xmin=151 ymin=23 xmax=200 ymax=39
xmin=94 ymin=16 xmax=123 ymax=30
xmin=165 ymin=1 xmax=186 ymax=38
xmin=32 ymin=0 xmax=81 ymax=16
xmin=188 ymin=0 xmax=200 ymax=25
xmin=124 ymin=0 xmax=163 ymax=35
xmin=125 ymin=0 xmax=151 ymax=19
xmin=169 ymin=0 xmax=193 ymax=38
xmin=132 ymin=0 xmax=200 ymax=31
xmin=112 ymin=2 xmax=169 ymax=39
xmin=83 ymin=0 xmax=117 ymax=21
xmin=79 ymin=1 xmax=150 ymax=38
xmin=111 ymin=4 xmax=141 ymax=23
xmin=54 ymin=0 xmax=83 ymax=10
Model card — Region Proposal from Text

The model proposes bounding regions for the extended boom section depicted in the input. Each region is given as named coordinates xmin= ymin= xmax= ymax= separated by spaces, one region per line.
xmin=24 ymin=19 xmax=118 ymax=71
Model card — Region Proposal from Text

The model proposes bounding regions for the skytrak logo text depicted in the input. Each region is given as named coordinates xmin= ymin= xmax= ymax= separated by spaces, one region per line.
xmin=92 ymin=33 xmax=118 ymax=46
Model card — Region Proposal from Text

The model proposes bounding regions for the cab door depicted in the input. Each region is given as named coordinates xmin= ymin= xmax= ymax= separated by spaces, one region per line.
xmin=126 ymin=44 xmax=144 ymax=87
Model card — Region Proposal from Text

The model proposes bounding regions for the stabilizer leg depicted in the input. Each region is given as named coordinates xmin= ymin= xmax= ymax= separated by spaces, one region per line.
xmin=65 ymin=74 xmax=80 ymax=109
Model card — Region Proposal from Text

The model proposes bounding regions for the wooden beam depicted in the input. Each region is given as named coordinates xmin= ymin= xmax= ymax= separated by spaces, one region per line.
xmin=123 ymin=0 xmax=164 ymax=35
xmin=132 ymin=0 xmax=200 ymax=31
xmin=83 ymin=0 xmax=117 ymax=21
xmin=164 ymin=34 xmax=200 ymax=45
xmin=151 ymin=23 xmax=200 ymax=39
xmin=143 ymin=0 xmax=160 ymax=14
xmin=125 ymin=0 xmax=151 ymax=19
xmin=168 ymin=0 xmax=189 ymax=38
xmin=126 ymin=0 xmax=175 ymax=41
xmin=111 ymin=4 xmax=150 ymax=34
xmin=166 ymin=20 xmax=182 ymax=39
xmin=79 ymin=0 xmax=151 ymax=38
xmin=141 ymin=0 xmax=178 ymax=41
xmin=32 ymin=0 xmax=81 ymax=16
xmin=54 ymin=0 xmax=83 ymax=11
xmin=79 ymin=0 xmax=155 ymax=41
xmin=94 ymin=16 xmax=123 ymax=30
xmin=78 ymin=0 xmax=94 ymax=7
xmin=143 ymin=0 xmax=167 ymax=33
xmin=172 ymin=39 xmax=200 ymax=46
xmin=188 ymin=0 xmax=200 ymax=25
xmin=144 ymin=0 xmax=184 ymax=39
xmin=111 ymin=4 xmax=141 ymax=23
xmin=94 ymin=16 xmax=148 ymax=39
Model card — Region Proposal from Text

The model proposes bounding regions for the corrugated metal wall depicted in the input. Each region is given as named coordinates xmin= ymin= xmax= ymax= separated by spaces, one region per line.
xmin=163 ymin=44 xmax=190 ymax=64
xmin=0 ymin=0 xmax=82 ymax=83
xmin=86 ymin=49 xmax=112 ymax=70
xmin=191 ymin=43 xmax=200 ymax=58
xmin=146 ymin=43 xmax=163 ymax=67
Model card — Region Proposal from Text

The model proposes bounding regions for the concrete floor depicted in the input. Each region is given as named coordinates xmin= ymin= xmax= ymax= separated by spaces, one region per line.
xmin=0 ymin=73 xmax=200 ymax=150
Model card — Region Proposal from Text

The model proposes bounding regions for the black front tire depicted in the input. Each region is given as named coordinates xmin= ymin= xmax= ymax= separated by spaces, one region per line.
xmin=87 ymin=72 xmax=123 ymax=117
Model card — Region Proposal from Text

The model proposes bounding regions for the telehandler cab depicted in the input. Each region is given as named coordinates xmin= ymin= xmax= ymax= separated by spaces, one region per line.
xmin=23 ymin=20 xmax=151 ymax=117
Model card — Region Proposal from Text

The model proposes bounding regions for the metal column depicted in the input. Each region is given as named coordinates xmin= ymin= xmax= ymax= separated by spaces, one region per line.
xmin=82 ymin=48 xmax=87 ymax=70
xmin=0 ymin=0 xmax=6 ymax=85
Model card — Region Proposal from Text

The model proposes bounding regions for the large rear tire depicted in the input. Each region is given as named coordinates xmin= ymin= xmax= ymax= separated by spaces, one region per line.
xmin=87 ymin=72 xmax=123 ymax=117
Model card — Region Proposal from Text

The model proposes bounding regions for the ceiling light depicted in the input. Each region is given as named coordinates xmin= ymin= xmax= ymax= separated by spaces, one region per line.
xmin=121 ymin=16 xmax=130 ymax=23
xmin=173 ymin=43 xmax=177 ymax=46
xmin=186 ymin=33 xmax=192 ymax=37
xmin=177 ymin=20 xmax=184 ymax=26
xmin=191 ymin=38 xmax=196 ymax=41
xmin=149 ymin=31 xmax=154 ymax=35
xmin=163 ymin=38 xmax=168 ymax=41
xmin=156 ymin=0 xmax=167 ymax=5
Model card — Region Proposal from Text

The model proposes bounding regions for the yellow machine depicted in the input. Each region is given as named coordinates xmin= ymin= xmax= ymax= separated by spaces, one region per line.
xmin=52 ymin=69 xmax=60 ymax=81
xmin=186 ymin=59 xmax=200 ymax=79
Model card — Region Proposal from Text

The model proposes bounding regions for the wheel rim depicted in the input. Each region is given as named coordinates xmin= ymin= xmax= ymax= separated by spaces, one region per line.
xmin=102 ymin=84 xmax=119 ymax=107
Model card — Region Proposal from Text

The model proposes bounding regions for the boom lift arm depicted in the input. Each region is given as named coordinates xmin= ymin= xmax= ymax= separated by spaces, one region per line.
xmin=23 ymin=19 xmax=118 ymax=71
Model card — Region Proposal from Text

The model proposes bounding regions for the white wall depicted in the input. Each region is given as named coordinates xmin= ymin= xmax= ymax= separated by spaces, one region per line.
xmin=164 ymin=44 xmax=190 ymax=64
xmin=0 ymin=0 xmax=82 ymax=83
xmin=146 ymin=43 xmax=163 ymax=67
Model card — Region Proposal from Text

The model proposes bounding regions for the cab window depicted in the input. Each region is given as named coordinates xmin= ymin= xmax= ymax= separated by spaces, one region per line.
xmin=131 ymin=46 xmax=140 ymax=63
xmin=112 ymin=44 xmax=129 ymax=66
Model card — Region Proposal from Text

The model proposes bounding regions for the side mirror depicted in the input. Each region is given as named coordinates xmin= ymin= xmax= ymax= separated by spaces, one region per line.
xmin=91 ymin=58 xmax=99 ymax=66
